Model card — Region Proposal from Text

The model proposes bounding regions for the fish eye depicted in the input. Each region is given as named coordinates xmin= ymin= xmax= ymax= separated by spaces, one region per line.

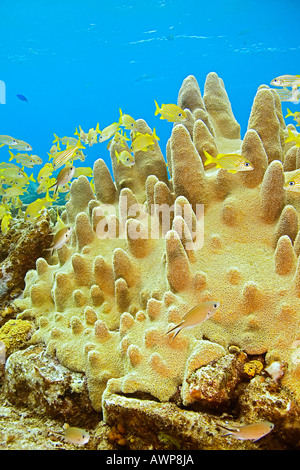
xmin=213 ymin=303 xmax=218 ymax=308
xmin=289 ymin=181 xmax=295 ymax=186
xmin=244 ymin=162 xmax=250 ymax=166
xmin=178 ymin=113 xmax=182 ymax=117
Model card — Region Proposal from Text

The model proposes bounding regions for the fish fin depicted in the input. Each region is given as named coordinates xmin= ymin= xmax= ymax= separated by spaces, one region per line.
xmin=8 ymin=150 xmax=14 ymax=161
xmin=152 ymin=127 xmax=160 ymax=141
xmin=53 ymin=133 xmax=59 ymax=144
xmin=227 ymin=170 xmax=237 ymax=174
xmin=159 ymin=116 xmax=165 ymax=120
xmin=285 ymin=108 xmax=293 ymax=118
xmin=95 ymin=122 xmax=100 ymax=133
xmin=285 ymin=128 xmax=297 ymax=142
xmin=154 ymin=100 xmax=160 ymax=116
xmin=166 ymin=321 xmax=184 ymax=338
xmin=203 ymin=150 xmax=216 ymax=166
xmin=115 ymin=151 xmax=120 ymax=163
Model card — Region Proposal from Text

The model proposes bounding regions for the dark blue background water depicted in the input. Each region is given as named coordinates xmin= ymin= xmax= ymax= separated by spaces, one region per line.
xmin=1 ymin=0 xmax=299 ymax=178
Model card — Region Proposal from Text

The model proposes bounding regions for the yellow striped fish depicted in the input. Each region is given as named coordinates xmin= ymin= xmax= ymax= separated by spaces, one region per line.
xmin=52 ymin=141 xmax=85 ymax=170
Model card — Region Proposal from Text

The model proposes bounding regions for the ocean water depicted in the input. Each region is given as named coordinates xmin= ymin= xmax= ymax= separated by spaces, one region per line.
xmin=0 ymin=0 xmax=299 ymax=179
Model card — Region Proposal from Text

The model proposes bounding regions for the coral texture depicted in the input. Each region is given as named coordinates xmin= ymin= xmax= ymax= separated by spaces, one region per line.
xmin=14 ymin=72 xmax=300 ymax=412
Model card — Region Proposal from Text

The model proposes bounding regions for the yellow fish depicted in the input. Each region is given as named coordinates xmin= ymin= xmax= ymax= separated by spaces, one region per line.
xmin=73 ymin=166 xmax=93 ymax=178
xmin=87 ymin=123 xmax=100 ymax=146
xmin=130 ymin=128 xmax=160 ymax=153
xmin=119 ymin=108 xmax=138 ymax=131
xmin=115 ymin=150 xmax=135 ymax=167
xmin=49 ymin=143 xmax=61 ymax=155
xmin=1 ymin=212 xmax=12 ymax=234
xmin=53 ymin=133 xmax=79 ymax=146
xmin=74 ymin=126 xmax=89 ymax=144
xmin=62 ymin=426 xmax=90 ymax=446
xmin=49 ymin=166 xmax=75 ymax=193
xmin=9 ymin=150 xmax=42 ymax=168
xmin=98 ymin=121 xmax=121 ymax=143
xmin=219 ymin=421 xmax=274 ymax=442
xmin=271 ymin=74 xmax=300 ymax=88
xmin=0 ymin=167 xmax=26 ymax=180
xmin=284 ymin=170 xmax=300 ymax=192
xmin=154 ymin=100 xmax=187 ymax=122
xmin=0 ymin=135 xmax=18 ymax=146
xmin=8 ymin=139 xmax=32 ymax=151
xmin=285 ymin=128 xmax=300 ymax=147
xmin=166 ymin=300 xmax=220 ymax=339
xmin=24 ymin=192 xmax=53 ymax=222
xmin=38 ymin=163 xmax=54 ymax=182
xmin=203 ymin=150 xmax=254 ymax=173
xmin=52 ymin=141 xmax=85 ymax=170
xmin=286 ymin=108 xmax=300 ymax=126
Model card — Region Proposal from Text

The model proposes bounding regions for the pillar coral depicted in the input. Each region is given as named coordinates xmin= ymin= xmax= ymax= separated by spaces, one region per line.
xmin=14 ymin=73 xmax=300 ymax=411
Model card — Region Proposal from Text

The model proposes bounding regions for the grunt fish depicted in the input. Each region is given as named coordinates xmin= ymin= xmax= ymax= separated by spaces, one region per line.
xmin=130 ymin=128 xmax=160 ymax=152
xmin=115 ymin=149 xmax=135 ymax=167
xmin=270 ymin=74 xmax=300 ymax=88
xmin=204 ymin=150 xmax=254 ymax=173
xmin=285 ymin=128 xmax=300 ymax=147
xmin=283 ymin=169 xmax=300 ymax=192
xmin=166 ymin=300 xmax=220 ymax=339
xmin=154 ymin=100 xmax=187 ymax=122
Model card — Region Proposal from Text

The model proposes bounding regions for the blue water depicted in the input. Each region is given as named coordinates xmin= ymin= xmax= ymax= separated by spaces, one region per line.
xmin=0 ymin=0 xmax=300 ymax=180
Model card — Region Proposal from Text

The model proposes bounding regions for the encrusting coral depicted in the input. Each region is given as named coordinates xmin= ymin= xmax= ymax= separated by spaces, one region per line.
xmin=13 ymin=72 xmax=300 ymax=414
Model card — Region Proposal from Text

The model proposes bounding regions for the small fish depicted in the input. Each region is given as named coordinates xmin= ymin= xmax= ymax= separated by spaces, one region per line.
xmin=285 ymin=108 xmax=300 ymax=126
xmin=166 ymin=300 xmax=220 ymax=339
xmin=119 ymin=108 xmax=138 ymax=131
xmin=46 ymin=226 xmax=72 ymax=252
xmin=24 ymin=193 xmax=53 ymax=222
xmin=0 ymin=135 xmax=18 ymax=146
xmin=16 ymin=94 xmax=28 ymax=103
xmin=0 ymin=167 xmax=26 ymax=179
xmin=130 ymin=128 xmax=160 ymax=153
xmin=87 ymin=123 xmax=100 ymax=146
xmin=285 ymin=128 xmax=300 ymax=147
xmin=38 ymin=163 xmax=54 ymax=182
xmin=49 ymin=143 xmax=61 ymax=155
xmin=219 ymin=421 xmax=274 ymax=442
xmin=9 ymin=150 xmax=42 ymax=168
xmin=271 ymin=75 xmax=300 ymax=88
xmin=63 ymin=426 xmax=90 ymax=446
xmin=52 ymin=141 xmax=85 ymax=170
xmin=49 ymin=166 xmax=75 ymax=193
xmin=9 ymin=139 xmax=32 ymax=151
xmin=74 ymin=126 xmax=89 ymax=144
xmin=98 ymin=121 xmax=121 ymax=143
xmin=154 ymin=100 xmax=187 ymax=122
xmin=73 ymin=166 xmax=93 ymax=178
xmin=204 ymin=150 xmax=254 ymax=173
xmin=115 ymin=150 xmax=135 ymax=167
xmin=283 ymin=170 xmax=300 ymax=192
xmin=276 ymin=87 xmax=300 ymax=104
xmin=1 ymin=212 xmax=12 ymax=233
xmin=53 ymin=133 xmax=79 ymax=146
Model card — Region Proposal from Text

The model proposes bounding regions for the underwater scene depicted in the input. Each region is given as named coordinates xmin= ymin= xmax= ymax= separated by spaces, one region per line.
xmin=1 ymin=0 xmax=300 ymax=452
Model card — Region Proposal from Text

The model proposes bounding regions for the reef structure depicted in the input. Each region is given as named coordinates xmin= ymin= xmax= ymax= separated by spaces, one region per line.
xmin=14 ymin=72 xmax=300 ymax=414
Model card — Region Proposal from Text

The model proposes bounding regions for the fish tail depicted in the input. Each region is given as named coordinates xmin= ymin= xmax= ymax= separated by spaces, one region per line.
xmin=8 ymin=150 xmax=14 ymax=161
xmin=203 ymin=150 xmax=216 ymax=166
xmin=154 ymin=100 xmax=160 ymax=116
xmin=115 ymin=150 xmax=120 ymax=163
xmin=152 ymin=127 xmax=160 ymax=141
xmin=166 ymin=321 xmax=184 ymax=339
xmin=53 ymin=133 xmax=59 ymax=144
xmin=285 ymin=128 xmax=297 ymax=143
xmin=285 ymin=108 xmax=294 ymax=118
